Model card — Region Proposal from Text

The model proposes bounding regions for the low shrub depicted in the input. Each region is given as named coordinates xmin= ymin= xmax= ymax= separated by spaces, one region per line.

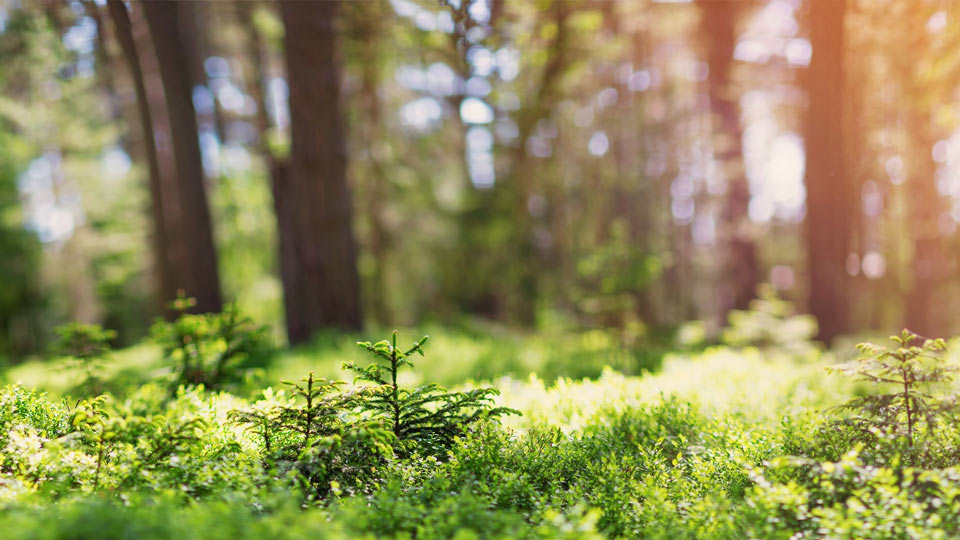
xmin=151 ymin=297 xmax=271 ymax=394
xmin=55 ymin=322 xmax=115 ymax=396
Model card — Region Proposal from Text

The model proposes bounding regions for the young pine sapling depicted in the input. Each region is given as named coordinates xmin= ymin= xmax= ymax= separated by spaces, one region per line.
xmin=229 ymin=373 xmax=392 ymax=500
xmin=347 ymin=331 xmax=519 ymax=456
xmin=828 ymin=330 xmax=958 ymax=457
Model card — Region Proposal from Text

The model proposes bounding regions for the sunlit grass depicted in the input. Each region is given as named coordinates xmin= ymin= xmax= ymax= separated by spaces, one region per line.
xmin=2 ymin=325 xmax=668 ymax=400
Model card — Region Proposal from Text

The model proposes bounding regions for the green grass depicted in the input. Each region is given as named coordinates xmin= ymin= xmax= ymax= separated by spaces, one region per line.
xmin=2 ymin=324 xmax=671 ymax=399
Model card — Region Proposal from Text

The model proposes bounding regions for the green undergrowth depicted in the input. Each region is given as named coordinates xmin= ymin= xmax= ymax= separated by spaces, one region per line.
xmin=2 ymin=324 xmax=675 ymax=400
xmin=6 ymin=312 xmax=960 ymax=537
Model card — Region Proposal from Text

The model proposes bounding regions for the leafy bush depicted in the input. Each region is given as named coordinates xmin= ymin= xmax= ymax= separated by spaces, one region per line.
xmin=55 ymin=322 xmax=115 ymax=396
xmin=151 ymin=296 xmax=271 ymax=393
xmin=0 ymin=498 xmax=349 ymax=540
xmin=745 ymin=451 xmax=960 ymax=539
xmin=721 ymin=284 xmax=818 ymax=357
xmin=0 ymin=383 xmax=262 ymax=500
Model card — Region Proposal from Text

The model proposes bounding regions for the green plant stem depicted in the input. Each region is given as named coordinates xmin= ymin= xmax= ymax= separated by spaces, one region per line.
xmin=391 ymin=344 xmax=401 ymax=440
xmin=93 ymin=426 xmax=105 ymax=490
xmin=304 ymin=374 xmax=314 ymax=446
xmin=903 ymin=363 xmax=913 ymax=447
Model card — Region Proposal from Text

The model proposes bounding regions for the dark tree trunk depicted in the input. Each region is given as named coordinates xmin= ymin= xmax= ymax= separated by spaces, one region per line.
xmin=269 ymin=162 xmax=309 ymax=342
xmin=235 ymin=1 xmax=302 ymax=343
xmin=803 ymin=0 xmax=852 ymax=344
xmin=279 ymin=0 xmax=363 ymax=342
xmin=106 ymin=0 xmax=175 ymax=311
xmin=698 ymin=0 xmax=758 ymax=320
xmin=85 ymin=1 xmax=122 ymax=120
xmin=351 ymin=1 xmax=392 ymax=325
xmin=141 ymin=1 xmax=223 ymax=314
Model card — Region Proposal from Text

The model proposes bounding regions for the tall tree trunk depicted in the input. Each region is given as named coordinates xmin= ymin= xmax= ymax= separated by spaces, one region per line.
xmin=106 ymin=0 xmax=175 ymax=311
xmin=803 ymin=0 xmax=852 ymax=344
xmin=279 ymin=0 xmax=363 ymax=341
xmin=85 ymin=1 xmax=122 ymax=120
xmin=698 ymin=0 xmax=757 ymax=321
xmin=140 ymin=1 xmax=223 ymax=313
xmin=235 ymin=1 xmax=302 ymax=343
xmin=351 ymin=1 xmax=392 ymax=325
xmin=180 ymin=2 xmax=229 ymax=143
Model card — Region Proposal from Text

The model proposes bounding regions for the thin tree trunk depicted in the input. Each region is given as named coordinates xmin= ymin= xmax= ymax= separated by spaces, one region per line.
xmin=698 ymin=0 xmax=757 ymax=320
xmin=141 ymin=1 xmax=223 ymax=313
xmin=235 ymin=1 xmax=303 ymax=343
xmin=106 ymin=0 xmax=175 ymax=310
xmin=180 ymin=2 xmax=229 ymax=142
xmin=804 ymin=0 xmax=852 ymax=344
xmin=279 ymin=0 xmax=363 ymax=340
xmin=353 ymin=2 xmax=392 ymax=325
xmin=502 ymin=0 xmax=571 ymax=325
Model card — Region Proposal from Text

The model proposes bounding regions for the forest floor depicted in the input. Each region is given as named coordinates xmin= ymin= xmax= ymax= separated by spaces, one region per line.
xmin=2 ymin=322 xmax=960 ymax=539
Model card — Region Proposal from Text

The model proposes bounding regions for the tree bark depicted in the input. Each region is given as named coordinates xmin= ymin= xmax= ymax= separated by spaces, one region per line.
xmin=279 ymin=0 xmax=363 ymax=341
xmin=235 ymin=1 xmax=302 ymax=343
xmin=106 ymin=0 xmax=175 ymax=311
xmin=698 ymin=0 xmax=758 ymax=320
xmin=803 ymin=0 xmax=852 ymax=343
xmin=350 ymin=1 xmax=392 ymax=325
xmin=140 ymin=0 xmax=223 ymax=313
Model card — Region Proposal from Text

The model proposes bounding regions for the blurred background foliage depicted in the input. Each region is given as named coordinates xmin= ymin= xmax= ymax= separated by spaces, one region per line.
xmin=0 ymin=0 xmax=957 ymax=369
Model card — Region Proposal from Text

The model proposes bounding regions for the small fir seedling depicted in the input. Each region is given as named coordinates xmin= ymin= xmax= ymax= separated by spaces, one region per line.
xmin=231 ymin=372 xmax=370 ymax=455
xmin=828 ymin=329 xmax=957 ymax=458
xmin=229 ymin=372 xmax=392 ymax=500
xmin=56 ymin=323 xmax=116 ymax=396
xmin=347 ymin=331 xmax=519 ymax=456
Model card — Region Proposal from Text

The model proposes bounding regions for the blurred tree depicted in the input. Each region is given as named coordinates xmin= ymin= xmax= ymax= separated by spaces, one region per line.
xmin=803 ymin=0 xmax=853 ymax=343
xmin=439 ymin=0 xmax=575 ymax=325
xmin=105 ymin=0 xmax=173 ymax=314
xmin=899 ymin=6 xmax=947 ymax=337
xmin=139 ymin=1 xmax=223 ymax=314
xmin=697 ymin=0 xmax=758 ymax=317
xmin=234 ymin=1 xmax=301 ymax=340
xmin=0 ymin=149 xmax=45 ymax=360
xmin=0 ymin=3 xmax=152 ymax=349
xmin=278 ymin=0 xmax=363 ymax=342
xmin=341 ymin=0 xmax=393 ymax=325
